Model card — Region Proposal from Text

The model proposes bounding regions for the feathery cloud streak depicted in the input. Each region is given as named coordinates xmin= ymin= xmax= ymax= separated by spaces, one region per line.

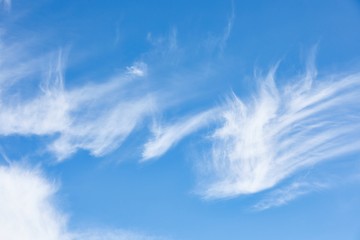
xmin=200 ymin=66 xmax=360 ymax=199
xmin=218 ymin=0 xmax=235 ymax=53
xmin=0 ymin=39 xmax=154 ymax=161
xmin=142 ymin=109 xmax=218 ymax=161
xmin=253 ymin=181 xmax=327 ymax=211
xmin=74 ymin=230 xmax=166 ymax=240
xmin=49 ymin=61 xmax=154 ymax=160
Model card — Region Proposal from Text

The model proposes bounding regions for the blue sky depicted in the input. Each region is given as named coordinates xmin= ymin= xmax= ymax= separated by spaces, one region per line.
xmin=1 ymin=0 xmax=360 ymax=239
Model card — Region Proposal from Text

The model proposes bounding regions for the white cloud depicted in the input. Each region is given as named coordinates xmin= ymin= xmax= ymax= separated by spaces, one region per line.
xmin=219 ymin=0 xmax=235 ymax=53
xmin=126 ymin=62 xmax=148 ymax=77
xmin=47 ymin=61 xmax=154 ymax=160
xmin=0 ymin=163 xmax=166 ymax=240
xmin=74 ymin=229 xmax=166 ymax=240
xmin=0 ymin=40 xmax=154 ymax=161
xmin=203 ymin=1 xmax=235 ymax=55
xmin=0 ymin=43 xmax=69 ymax=136
xmin=0 ymin=35 xmax=47 ymax=88
xmin=50 ymin=94 xmax=154 ymax=160
xmin=199 ymin=65 xmax=360 ymax=199
xmin=0 ymin=164 xmax=71 ymax=240
xmin=253 ymin=181 xmax=327 ymax=211
xmin=142 ymin=109 xmax=218 ymax=161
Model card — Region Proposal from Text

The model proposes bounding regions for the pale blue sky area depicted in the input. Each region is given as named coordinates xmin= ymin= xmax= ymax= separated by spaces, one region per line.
xmin=0 ymin=1 xmax=360 ymax=240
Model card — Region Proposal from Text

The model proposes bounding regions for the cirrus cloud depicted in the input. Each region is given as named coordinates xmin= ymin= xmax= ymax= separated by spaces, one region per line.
xmin=0 ymin=37 xmax=155 ymax=161
xmin=199 ymin=64 xmax=360 ymax=199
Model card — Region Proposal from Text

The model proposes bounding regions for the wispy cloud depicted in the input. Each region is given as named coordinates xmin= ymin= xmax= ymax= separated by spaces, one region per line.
xmin=203 ymin=1 xmax=235 ymax=55
xmin=0 ymin=163 xmax=166 ymax=240
xmin=218 ymin=0 xmax=235 ymax=53
xmin=74 ymin=229 xmax=167 ymax=240
xmin=0 ymin=35 xmax=47 ymax=88
xmin=0 ymin=49 xmax=69 ymax=136
xmin=253 ymin=181 xmax=327 ymax=211
xmin=0 ymin=39 xmax=155 ymax=161
xmin=142 ymin=109 xmax=218 ymax=161
xmin=49 ymin=62 xmax=155 ymax=160
xmin=199 ymin=63 xmax=360 ymax=199
xmin=146 ymin=28 xmax=178 ymax=54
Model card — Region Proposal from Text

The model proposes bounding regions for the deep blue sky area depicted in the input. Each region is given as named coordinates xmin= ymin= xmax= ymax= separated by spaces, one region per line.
xmin=1 ymin=0 xmax=360 ymax=240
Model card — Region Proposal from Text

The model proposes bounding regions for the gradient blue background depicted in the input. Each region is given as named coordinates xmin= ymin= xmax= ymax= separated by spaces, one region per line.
xmin=1 ymin=0 xmax=360 ymax=239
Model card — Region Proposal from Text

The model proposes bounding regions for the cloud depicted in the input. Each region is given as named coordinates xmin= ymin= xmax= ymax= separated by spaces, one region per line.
xmin=203 ymin=1 xmax=235 ymax=55
xmin=199 ymin=64 xmax=360 ymax=199
xmin=0 ymin=40 xmax=155 ymax=161
xmin=142 ymin=109 xmax=218 ymax=161
xmin=0 ymin=49 xmax=69 ymax=136
xmin=0 ymin=164 xmax=71 ymax=240
xmin=253 ymin=181 xmax=327 ymax=211
xmin=74 ymin=229 xmax=166 ymax=240
xmin=0 ymin=163 xmax=166 ymax=240
xmin=218 ymin=0 xmax=235 ymax=53
xmin=0 ymin=34 xmax=48 ymax=88
xmin=49 ymin=69 xmax=155 ymax=160
xmin=126 ymin=62 xmax=148 ymax=77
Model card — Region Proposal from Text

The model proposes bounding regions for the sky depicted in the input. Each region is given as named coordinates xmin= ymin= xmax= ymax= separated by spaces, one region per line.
xmin=1 ymin=0 xmax=360 ymax=239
